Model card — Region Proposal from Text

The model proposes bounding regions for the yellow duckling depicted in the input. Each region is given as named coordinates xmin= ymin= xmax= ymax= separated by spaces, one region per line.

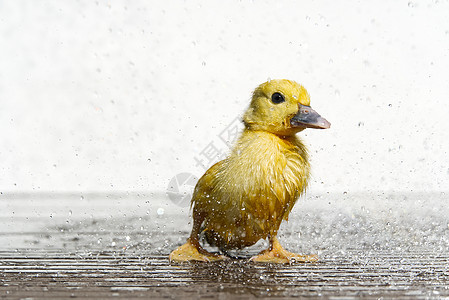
xmin=170 ymin=79 xmax=330 ymax=263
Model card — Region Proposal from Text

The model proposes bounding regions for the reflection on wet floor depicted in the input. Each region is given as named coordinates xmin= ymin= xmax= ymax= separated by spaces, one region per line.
xmin=10 ymin=192 xmax=444 ymax=256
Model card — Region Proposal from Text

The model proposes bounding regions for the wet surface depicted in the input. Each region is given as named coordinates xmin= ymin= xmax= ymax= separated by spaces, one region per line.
xmin=1 ymin=249 xmax=448 ymax=299
xmin=0 ymin=192 xmax=448 ymax=298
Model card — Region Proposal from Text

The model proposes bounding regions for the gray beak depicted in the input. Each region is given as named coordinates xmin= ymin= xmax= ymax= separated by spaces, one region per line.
xmin=290 ymin=105 xmax=331 ymax=129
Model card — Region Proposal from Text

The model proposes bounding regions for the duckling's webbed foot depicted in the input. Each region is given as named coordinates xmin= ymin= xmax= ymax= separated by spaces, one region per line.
xmin=169 ymin=238 xmax=227 ymax=262
xmin=249 ymin=236 xmax=318 ymax=264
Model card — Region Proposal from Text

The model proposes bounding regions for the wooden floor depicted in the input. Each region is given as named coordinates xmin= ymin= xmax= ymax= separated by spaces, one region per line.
xmin=0 ymin=192 xmax=448 ymax=299
xmin=1 ymin=249 xmax=449 ymax=299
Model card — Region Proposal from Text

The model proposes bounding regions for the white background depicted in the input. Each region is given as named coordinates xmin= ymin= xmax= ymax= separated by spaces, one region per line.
xmin=1 ymin=0 xmax=448 ymax=195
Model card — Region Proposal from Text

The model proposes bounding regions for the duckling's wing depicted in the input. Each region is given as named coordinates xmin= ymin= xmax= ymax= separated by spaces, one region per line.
xmin=190 ymin=159 xmax=234 ymax=212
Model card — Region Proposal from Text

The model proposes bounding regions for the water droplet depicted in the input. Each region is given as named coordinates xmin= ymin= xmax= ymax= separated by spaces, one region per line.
xmin=157 ymin=208 xmax=165 ymax=215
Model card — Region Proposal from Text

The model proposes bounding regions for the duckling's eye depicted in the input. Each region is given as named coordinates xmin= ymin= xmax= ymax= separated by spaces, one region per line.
xmin=271 ymin=92 xmax=285 ymax=104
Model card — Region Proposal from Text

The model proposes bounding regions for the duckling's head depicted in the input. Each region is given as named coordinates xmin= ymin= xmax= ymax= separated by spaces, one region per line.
xmin=243 ymin=79 xmax=330 ymax=136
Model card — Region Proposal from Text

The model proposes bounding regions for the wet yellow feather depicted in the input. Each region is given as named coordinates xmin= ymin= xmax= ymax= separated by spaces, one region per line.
xmin=191 ymin=79 xmax=314 ymax=250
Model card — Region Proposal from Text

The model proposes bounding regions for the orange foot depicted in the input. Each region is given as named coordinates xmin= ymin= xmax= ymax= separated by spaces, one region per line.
xmin=250 ymin=236 xmax=318 ymax=264
xmin=169 ymin=239 xmax=227 ymax=263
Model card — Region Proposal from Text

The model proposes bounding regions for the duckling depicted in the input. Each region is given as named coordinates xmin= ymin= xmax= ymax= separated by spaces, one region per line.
xmin=170 ymin=79 xmax=330 ymax=263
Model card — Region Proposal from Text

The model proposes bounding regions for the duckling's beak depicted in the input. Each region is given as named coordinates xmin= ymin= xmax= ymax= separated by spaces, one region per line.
xmin=290 ymin=105 xmax=331 ymax=129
